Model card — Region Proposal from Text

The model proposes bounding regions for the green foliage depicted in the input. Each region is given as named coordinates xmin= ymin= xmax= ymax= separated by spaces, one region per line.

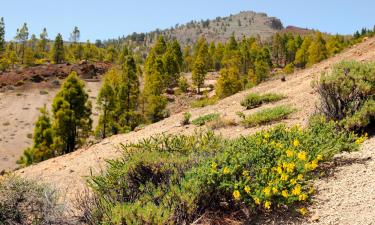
xmin=215 ymin=67 xmax=242 ymax=98
xmin=284 ymin=63 xmax=294 ymax=74
xmin=239 ymin=105 xmax=295 ymax=127
xmin=52 ymin=72 xmax=92 ymax=154
xmin=190 ymin=96 xmax=218 ymax=108
xmin=181 ymin=112 xmax=192 ymax=125
xmin=17 ymin=106 xmax=54 ymax=166
xmin=52 ymin=33 xmax=65 ymax=64
xmin=85 ymin=117 xmax=361 ymax=224
xmin=192 ymin=56 xmax=207 ymax=93
xmin=191 ymin=113 xmax=220 ymax=126
xmin=241 ymin=93 xmax=285 ymax=109
xmin=178 ymin=76 xmax=189 ymax=92
xmin=317 ymin=61 xmax=375 ymax=132
xmin=307 ymin=32 xmax=327 ymax=66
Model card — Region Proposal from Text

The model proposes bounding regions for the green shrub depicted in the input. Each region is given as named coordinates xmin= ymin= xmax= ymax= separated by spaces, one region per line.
xmin=178 ymin=76 xmax=189 ymax=93
xmin=85 ymin=117 xmax=361 ymax=224
xmin=241 ymin=93 xmax=286 ymax=109
xmin=317 ymin=61 xmax=375 ymax=132
xmin=284 ymin=63 xmax=295 ymax=74
xmin=190 ymin=96 xmax=218 ymax=108
xmin=181 ymin=112 xmax=192 ymax=125
xmin=240 ymin=105 xmax=295 ymax=127
xmin=191 ymin=113 xmax=220 ymax=126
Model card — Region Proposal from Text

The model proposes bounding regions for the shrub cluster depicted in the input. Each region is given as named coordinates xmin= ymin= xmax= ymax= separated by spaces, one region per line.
xmin=191 ymin=113 xmax=220 ymax=126
xmin=317 ymin=61 xmax=375 ymax=132
xmin=241 ymin=93 xmax=286 ymax=109
xmin=0 ymin=176 xmax=72 ymax=224
xmin=239 ymin=105 xmax=295 ymax=128
xmin=82 ymin=116 xmax=361 ymax=224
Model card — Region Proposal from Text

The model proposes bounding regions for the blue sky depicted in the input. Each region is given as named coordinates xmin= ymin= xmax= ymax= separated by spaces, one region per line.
xmin=0 ymin=0 xmax=374 ymax=41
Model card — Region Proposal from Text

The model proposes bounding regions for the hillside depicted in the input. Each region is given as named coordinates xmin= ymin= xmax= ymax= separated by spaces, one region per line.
xmin=115 ymin=11 xmax=283 ymax=47
xmin=15 ymin=37 xmax=375 ymax=223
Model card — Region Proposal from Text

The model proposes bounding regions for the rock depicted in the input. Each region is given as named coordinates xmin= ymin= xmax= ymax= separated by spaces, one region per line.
xmin=311 ymin=214 xmax=320 ymax=222
xmin=30 ymin=74 xmax=44 ymax=83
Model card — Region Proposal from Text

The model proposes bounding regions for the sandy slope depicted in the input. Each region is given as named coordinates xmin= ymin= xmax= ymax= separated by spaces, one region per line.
xmin=0 ymin=81 xmax=101 ymax=171
xmin=14 ymin=37 xmax=375 ymax=221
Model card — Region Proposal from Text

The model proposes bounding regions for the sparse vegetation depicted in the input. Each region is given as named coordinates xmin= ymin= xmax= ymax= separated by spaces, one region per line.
xmin=239 ymin=105 xmax=295 ymax=127
xmin=0 ymin=176 xmax=71 ymax=224
xmin=241 ymin=93 xmax=286 ymax=109
xmin=190 ymin=96 xmax=218 ymax=108
xmin=180 ymin=112 xmax=191 ymax=125
xmin=191 ymin=113 xmax=220 ymax=126
xmin=206 ymin=116 xmax=237 ymax=129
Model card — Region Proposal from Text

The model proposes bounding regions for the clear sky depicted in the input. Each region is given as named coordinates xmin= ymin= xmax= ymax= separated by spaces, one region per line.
xmin=0 ymin=0 xmax=374 ymax=41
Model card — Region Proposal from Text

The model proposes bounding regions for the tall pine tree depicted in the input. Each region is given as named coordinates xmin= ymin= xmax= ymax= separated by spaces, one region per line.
xmin=52 ymin=72 xmax=92 ymax=154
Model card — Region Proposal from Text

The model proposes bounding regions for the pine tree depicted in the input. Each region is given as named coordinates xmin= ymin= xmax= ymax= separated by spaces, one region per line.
xmin=70 ymin=26 xmax=80 ymax=43
xmin=52 ymin=33 xmax=65 ymax=64
xmin=0 ymin=17 xmax=5 ymax=53
xmin=216 ymin=67 xmax=242 ymax=98
xmin=192 ymin=56 xmax=206 ymax=93
xmin=38 ymin=28 xmax=48 ymax=53
xmin=52 ymin=72 xmax=92 ymax=154
xmin=143 ymin=54 xmax=168 ymax=122
xmin=163 ymin=44 xmax=180 ymax=87
xmin=15 ymin=23 xmax=29 ymax=64
xmin=96 ymin=69 xmax=119 ymax=138
xmin=154 ymin=35 xmax=167 ymax=55
xmin=307 ymin=32 xmax=327 ymax=66
xmin=294 ymin=37 xmax=311 ymax=68
xmin=17 ymin=106 xmax=54 ymax=166
xmin=117 ymin=55 xmax=141 ymax=130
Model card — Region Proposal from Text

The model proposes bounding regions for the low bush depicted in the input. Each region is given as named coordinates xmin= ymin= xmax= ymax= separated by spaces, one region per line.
xmin=241 ymin=93 xmax=286 ymax=109
xmin=190 ymin=96 xmax=218 ymax=108
xmin=317 ymin=61 xmax=375 ymax=132
xmin=180 ymin=112 xmax=192 ymax=125
xmin=83 ymin=116 xmax=362 ymax=224
xmin=0 ymin=176 xmax=72 ymax=224
xmin=191 ymin=113 xmax=220 ymax=126
xmin=239 ymin=105 xmax=295 ymax=128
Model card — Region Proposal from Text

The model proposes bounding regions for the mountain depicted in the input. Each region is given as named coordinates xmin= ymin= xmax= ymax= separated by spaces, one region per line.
xmin=110 ymin=11 xmax=283 ymax=47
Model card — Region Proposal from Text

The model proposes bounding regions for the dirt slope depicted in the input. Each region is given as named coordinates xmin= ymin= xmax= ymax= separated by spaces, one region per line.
xmin=0 ymin=81 xmax=102 ymax=171
xmin=16 ymin=37 xmax=375 ymax=219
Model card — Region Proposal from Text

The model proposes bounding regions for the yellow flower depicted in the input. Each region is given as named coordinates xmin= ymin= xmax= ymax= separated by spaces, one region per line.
xmin=264 ymin=133 xmax=270 ymax=139
xmin=286 ymin=149 xmax=294 ymax=157
xmin=264 ymin=201 xmax=271 ymax=210
xmin=297 ymin=151 xmax=307 ymax=161
xmin=293 ymin=139 xmax=300 ymax=147
xmin=308 ymin=187 xmax=315 ymax=194
xmin=272 ymin=187 xmax=278 ymax=194
xmin=254 ymin=197 xmax=260 ymax=205
xmin=276 ymin=166 xmax=283 ymax=174
xmin=299 ymin=207 xmax=308 ymax=216
xmin=281 ymin=190 xmax=289 ymax=198
xmin=286 ymin=163 xmax=295 ymax=173
xmin=223 ymin=167 xmax=230 ymax=174
xmin=281 ymin=173 xmax=288 ymax=181
xmin=290 ymin=179 xmax=297 ymax=185
xmin=242 ymin=170 xmax=250 ymax=178
xmin=310 ymin=160 xmax=318 ymax=170
xmin=298 ymin=193 xmax=308 ymax=201
xmin=263 ymin=187 xmax=271 ymax=197
xmin=316 ymin=154 xmax=323 ymax=161
xmin=211 ymin=162 xmax=217 ymax=170
xmin=233 ymin=190 xmax=241 ymax=200
xmin=244 ymin=186 xmax=251 ymax=194
xmin=292 ymin=185 xmax=301 ymax=196
xmin=297 ymin=174 xmax=304 ymax=180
